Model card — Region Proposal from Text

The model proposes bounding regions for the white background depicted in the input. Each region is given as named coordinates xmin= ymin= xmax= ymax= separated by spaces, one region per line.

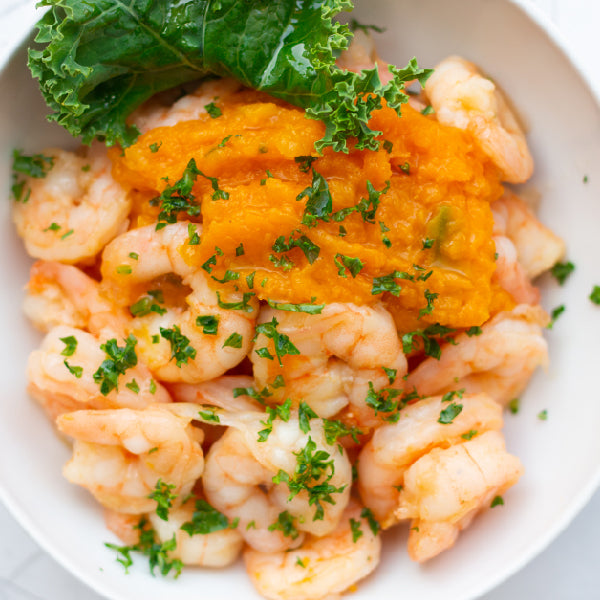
xmin=0 ymin=1 xmax=599 ymax=599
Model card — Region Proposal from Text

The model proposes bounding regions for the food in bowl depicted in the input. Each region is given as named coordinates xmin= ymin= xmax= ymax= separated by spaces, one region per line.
xmin=9 ymin=1 xmax=568 ymax=598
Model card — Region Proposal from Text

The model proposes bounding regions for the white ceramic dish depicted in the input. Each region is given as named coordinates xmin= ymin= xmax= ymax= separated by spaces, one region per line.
xmin=1 ymin=1 xmax=599 ymax=599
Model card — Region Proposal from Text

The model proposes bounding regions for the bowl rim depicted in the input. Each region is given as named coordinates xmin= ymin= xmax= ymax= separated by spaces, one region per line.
xmin=1 ymin=1 xmax=600 ymax=599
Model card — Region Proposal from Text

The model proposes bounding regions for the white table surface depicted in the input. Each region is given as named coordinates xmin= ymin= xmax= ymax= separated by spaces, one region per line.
xmin=0 ymin=1 xmax=599 ymax=599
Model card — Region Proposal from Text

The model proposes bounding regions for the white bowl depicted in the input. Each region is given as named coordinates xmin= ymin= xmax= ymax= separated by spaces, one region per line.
xmin=1 ymin=1 xmax=599 ymax=599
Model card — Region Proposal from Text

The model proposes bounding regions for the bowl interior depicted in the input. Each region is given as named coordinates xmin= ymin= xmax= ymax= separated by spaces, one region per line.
xmin=1 ymin=1 xmax=599 ymax=599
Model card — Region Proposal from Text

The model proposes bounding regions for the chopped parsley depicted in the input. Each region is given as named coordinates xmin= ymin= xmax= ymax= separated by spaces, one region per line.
xmin=490 ymin=495 xmax=504 ymax=508
xmin=93 ymin=335 xmax=138 ymax=395
xmin=508 ymin=398 xmax=520 ymax=415
xmin=422 ymin=237 xmax=435 ymax=249
xmin=360 ymin=508 xmax=381 ymax=536
xmin=538 ymin=409 xmax=548 ymax=421
xmin=204 ymin=101 xmax=222 ymax=118
xmin=59 ymin=335 xmax=78 ymax=357
xmin=11 ymin=150 xmax=54 ymax=202
xmin=272 ymin=437 xmax=346 ymax=521
xmin=268 ymin=511 xmax=299 ymax=540
xmin=159 ymin=326 xmax=197 ymax=367
xmin=382 ymin=366 xmax=397 ymax=384
xmin=147 ymin=479 xmax=177 ymax=521
xmin=550 ymin=261 xmax=575 ymax=286
xmin=418 ymin=289 xmax=438 ymax=319
xmin=197 ymin=169 xmax=229 ymax=200
xmin=365 ymin=382 xmax=403 ymax=422
xmin=547 ymin=305 xmax=565 ymax=329
xmin=129 ymin=294 xmax=167 ymax=317
xmin=272 ymin=233 xmax=320 ymax=265
xmin=211 ymin=270 xmax=240 ymax=284
xmin=149 ymin=142 xmax=162 ymax=153
xmin=322 ymin=419 xmax=362 ymax=446
xmin=198 ymin=406 xmax=221 ymax=423
xmin=187 ymin=223 xmax=200 ymax=245
xmin=222 ymin=332 xmax=243 ymax=348
xmin=298 ymin=401 xmax=318 ymax=434
xmin=438 ymin=402 xmax=463 ymax=424
xmin=257 ymin=398 xmax=291 ymax=442
xmin=125 ymin=379 xmax=140 ymax=394
xmin=294 ymin=155 xmax=318 ymax=172
xmin=105 ymin=517 xmax=182 ymax=578
xmin=465 ymin=326 xmax=482 ymax=337
xmin=254 ymin=317 xmax=300 ymax=366
xmin=350 ymin=518 xmax=363 ymax=543
xmin=216 ymin=291 xmax=255 ymax=312
xmin=421 ymin=105 xmax=435 ymax=115
xmin=402 ymin=323 xmax=456 ymax=359
xmin=196 ymin=315 xmax=219 ymax=335
xmin=331 ymin=180 xmax=390 ymax=225
xmin=334 ymin=253 xmax=364 ymax=278
xmin=266 ymin=299 xmax=325 ymax=314
xmin=64 ymin=360 xmax=83 ymax=378
xmin=181 ymin=499 xmax=231 ymax=536
xmin=43 ymin=222 xmax=61 ymax=232
xmin=152 ymin=158 xmax=201 ymax=229
xmin=296 ymin=169 xmax=333 ymax=228
xmin=461 ymin=429 xmax=478 ymax=441
xmin=590 ymin=286 xmax=600 ymax=305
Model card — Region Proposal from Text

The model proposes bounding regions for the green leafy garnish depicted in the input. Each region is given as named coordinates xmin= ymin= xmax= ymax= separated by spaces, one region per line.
xmin=272 ymin=232 xmax=320 ymax=265
xmin=438 ymin=402 xmax=463 ymax=424
xmin=590 ymin=286 xmax=600 ymax=305
xmin=490 ymin=495 xmax=504 ymax=508
xmin=196 ymin=315 xmax=219 ymax=335
xmin=151 ymin=158 xmax=201 ymax=230
xmin=148 ymin=479 xmax=177 ymax=521
xmin=93 ymin=335 xmax=138 ymax=395
xmin=181 ymin=499 xmax=231 ymax=536
xmin=59 ymin=335 xmax=78 ymax=356
xmin=223 ymin=332 xmax=243 ymax=348
xmin=268 ymin=510 xmax=299 ymax=540
xmin=204 ymin=102 xmax=222 ymax=118
xmin=105 ymin=517 xmax=182 ymax=578
xmin=401 ymin=323 xmax=456 ymax=360
xmin=334 ymin=253 xmax=364 ymax=278
xmin=267 ymin=299 xmax=325 ymax=314
xmin=550 ymin=261 xmax=575 ymax=286
xmin=272 ymin=437 xmax=346 ymax=521
xmin=64 ymin=360 xmax=83 ymax=378
xmin=350 ymin=518 xmax=363 ymax=542
xmin=159 ymin=326 xmax=197 ymax=367
xmin=29 ymin=0 xmax=431 ymax=153
xmin=11 ymin=150 xmax=54 ymax=202
xmin=508 ymin=398 xmax=520 ymax=415
xmin=254 ymin=317 xmax=301 ymax=366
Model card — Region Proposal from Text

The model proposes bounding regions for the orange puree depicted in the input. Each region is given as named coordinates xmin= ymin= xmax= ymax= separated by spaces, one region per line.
xmin=111 ymin=91 xmax=511 ymax=332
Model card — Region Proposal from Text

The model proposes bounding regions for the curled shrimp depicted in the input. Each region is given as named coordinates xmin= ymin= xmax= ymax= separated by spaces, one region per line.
xmin=191 ymin=406 xmax=352 ymax=553
xmin=492 ymin=191 xmax=565 ymax=279
xmin=358 ymin=393 xmax=503 ymax=527
xmin=244 ymin=500 xmax=381 ymax=600
xmin=148 ymin=494 xmax=244 ymax=568
xmin=404 ymin=304 xmax=549 ymax=406
xmin=24 ymin=261 xmax=128 ymax=335
xmin=27 ymin=325 xmax=171 ymax=421
xmin=56 ymin=404 xmax=205 ymax=514
xmin=100 ymin=222 xmax=258 ymax=383
xmin=396 ymin=430 xmax=523 ymax=562
xmin=425 ymin=56 xmax=533 ymax=183
xmin=130 ymin=78 xmax=243 ymax=134
xmin=170 ymin=375 xmax=264 ymax=413
xmin=250 ymin=303 xmax=406 ymax=422
xmin=12 ymin=144 xmax=131 ymax=263
xmin=493 ymin=235 xmax=540 ymax=305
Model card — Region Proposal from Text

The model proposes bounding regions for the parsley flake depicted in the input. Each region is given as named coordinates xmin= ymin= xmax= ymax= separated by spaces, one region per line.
xmin=93 ymin=335 xmax=138 ymax=395
xmin=160 ymin=326 xmax=196 ymax=367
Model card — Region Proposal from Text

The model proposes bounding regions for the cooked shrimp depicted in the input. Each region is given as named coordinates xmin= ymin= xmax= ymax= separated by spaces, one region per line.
xmin=425 ymin=56 xmax=533 ymax=183
xmin=56 ymin=404 xmax=204 ymax=514
xmin=196 ymin=407 xmax=352 ymax=552
xmin=244 ymin=500 xmax=381 ymax=600
xmin=493 ymin=235 xmax=540 ymax=305
xmin=24 ymin=261 xmax=128 ymax=335
xmin=358 ymin=393 xmax=503 ymax=527
xmin=130 ymin=78 xmax=243 ymax=134
xmin=170 ymin=376 xmax=264 ymax=412
xmin=27 ymin=325 xmax=171 ymax=421
xmin=104 ymin=509 xmax=141 ymax=546
xmin=251 ymin=303 xmax=406 ymax=422
xmin=148 ymin=495 xmax=244 ymax=568
xmin=492 ymin=191 xmax=565 ymax=279
xmin=404 ymin=304 xmax=549 ymax=406
xmin=396 ymin=430 xmax=523 ymax=562
xmin=101 ymin=222 xmax=258 ymax=383
xmin=12 ymin=144 xmax=131 ymax=263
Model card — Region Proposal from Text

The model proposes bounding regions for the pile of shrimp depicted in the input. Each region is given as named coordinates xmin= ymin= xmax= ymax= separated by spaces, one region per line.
xmin=13 ymin=35 xmax=564 ymax=600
